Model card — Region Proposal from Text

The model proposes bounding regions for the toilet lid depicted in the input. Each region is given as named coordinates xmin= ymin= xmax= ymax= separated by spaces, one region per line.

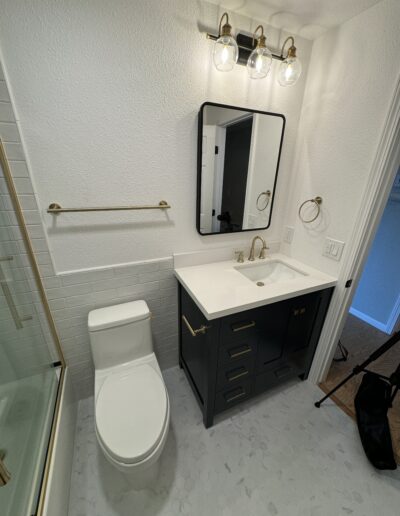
xmin=96 ymin=364 xmax=168 ymax=464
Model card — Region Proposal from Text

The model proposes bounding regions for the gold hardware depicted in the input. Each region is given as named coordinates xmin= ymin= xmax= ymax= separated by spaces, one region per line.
xmin=47 ymin=200 xmax=171 ymax=214
xmin=256 ymin=190 xmax=271 ymax=211
xmin=182 ymin=315 xmax=210 ymax=337
xmin=218 ymin=12 xmax=232 ymax=37
xmin=0 ymin=454 xmax=11 ymax=487
xmin=229 ymin=345 xmax=252 ymax=358
xmin=234 ymin=250 xmax=244 ymax=263
xmin=248 ymin=235 xmax=268 ymax=261
xmin=232 ymin=320 xmax=256 ymax=332
xmin=225 ymin=390 xmax=246 ymax=403
xmin=228 ymin=369 xmax=249 ymax=382
xmin=252 ymin=25 xmax=266 ymax=49
xmin=280 ymin=36 xmax=297 ymax=59
xmin=298 ymin=196 xmax=323 ymax=223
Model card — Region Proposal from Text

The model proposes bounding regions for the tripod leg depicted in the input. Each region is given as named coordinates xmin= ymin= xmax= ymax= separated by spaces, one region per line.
xmin=315 ymin=369 xmax=360 ymax=407
xmin=315 ymin=330 xmax=400 ymax=408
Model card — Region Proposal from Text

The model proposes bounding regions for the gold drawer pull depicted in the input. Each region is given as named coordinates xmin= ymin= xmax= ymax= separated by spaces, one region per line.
xmin=293 ymin=307 xmax=307 ymax=316
xmin=182 ymin=315 xmax=211 ymax=337
xmin=229 ymin=345 xmax=252 ymax=358
xmin=227 ymin=370 xmax=249 ymax=382
xmin=225 ymin=390 xmax=246 ymax=403
xmin=232 ymin=320 xmax=256 ymax=332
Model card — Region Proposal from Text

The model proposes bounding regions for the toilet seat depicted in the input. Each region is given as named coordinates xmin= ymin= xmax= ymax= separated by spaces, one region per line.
xmin=95 ymin=364 xmax=168 ymax=465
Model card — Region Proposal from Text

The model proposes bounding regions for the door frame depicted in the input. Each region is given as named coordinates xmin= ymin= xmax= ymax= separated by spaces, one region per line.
xmin=308 ymin=75 xmax=400 ymax=384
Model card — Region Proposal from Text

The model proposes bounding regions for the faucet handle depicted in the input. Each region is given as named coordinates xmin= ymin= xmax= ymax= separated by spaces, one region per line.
xmin=234 ymin=250 xmax=245 ymax=263
xmin=259 ymin=245 xmax=269 ymax=260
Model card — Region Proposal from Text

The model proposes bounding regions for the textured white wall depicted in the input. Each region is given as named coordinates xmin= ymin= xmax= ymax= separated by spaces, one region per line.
xmin=280 ymin=0 xmax=400 ymax=277
xmin=0 ymin=61 xmax=181 ymax=398
xmin=0 ymin=0 xmax=311 ymax=273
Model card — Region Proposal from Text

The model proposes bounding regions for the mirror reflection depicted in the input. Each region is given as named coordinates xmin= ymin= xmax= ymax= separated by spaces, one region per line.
xmin=197 ymin=103 xmax=285 ymax=235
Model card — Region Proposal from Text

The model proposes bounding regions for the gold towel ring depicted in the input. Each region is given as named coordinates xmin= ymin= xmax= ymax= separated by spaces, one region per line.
xmin=298 ymin=196 xmax=322 ymax=223
xmin=256 ymin=190 xmax=271 ymax=211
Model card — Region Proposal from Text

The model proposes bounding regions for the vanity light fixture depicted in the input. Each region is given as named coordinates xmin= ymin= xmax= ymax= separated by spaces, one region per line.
xmin=206 ymin=17 xmax=301 ymax=86
xmin=278 ymin=36 xmax=302 ymax=86
xmin=247 ymin=25 xmax=272 ymax=79
xmin=212 ymin=12 xmax=238 ymax=72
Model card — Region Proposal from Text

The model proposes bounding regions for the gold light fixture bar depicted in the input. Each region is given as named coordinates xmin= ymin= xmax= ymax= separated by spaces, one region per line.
xmin=47 ymin=200 xmax=171 ymax=214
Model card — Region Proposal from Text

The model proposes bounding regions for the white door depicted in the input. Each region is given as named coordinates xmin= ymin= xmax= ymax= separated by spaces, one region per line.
xmin=200 ymin=125 xmax=216 ymax=233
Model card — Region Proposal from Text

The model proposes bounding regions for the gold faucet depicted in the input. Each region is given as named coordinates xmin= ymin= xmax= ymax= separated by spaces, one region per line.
xmin=248 ymin=236 xmax=269 ymax=261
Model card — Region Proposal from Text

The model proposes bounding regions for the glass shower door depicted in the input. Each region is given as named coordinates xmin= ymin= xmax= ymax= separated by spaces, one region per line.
xmin=0 ymin=156 xmax=61 ymax=515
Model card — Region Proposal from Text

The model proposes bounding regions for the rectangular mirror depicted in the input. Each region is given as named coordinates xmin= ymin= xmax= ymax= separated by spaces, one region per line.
xmin=197 ymin=102 xmax=285 ymax=235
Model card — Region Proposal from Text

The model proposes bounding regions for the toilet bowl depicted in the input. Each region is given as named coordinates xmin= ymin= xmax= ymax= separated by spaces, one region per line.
xmin=88 ymin=300 xmax=170 ymax=474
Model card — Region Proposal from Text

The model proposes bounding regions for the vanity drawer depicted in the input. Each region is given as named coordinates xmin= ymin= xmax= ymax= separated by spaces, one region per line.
xmin=254 ymin=362 xmax=301 ymax=395
xmin=214 ymin=379 xmax=252 ymax=414
xmin=219 ymin=339 xmax=257 ymax=365
xmin=216 ymin=357 xmax=254 ymax=391
xmin=220 ymin=312 xmax=258 ymax=345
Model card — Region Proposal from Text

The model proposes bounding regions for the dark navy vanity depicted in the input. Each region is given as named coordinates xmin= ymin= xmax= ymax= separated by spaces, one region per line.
xmin=178 ymin=283 xmax=333 ymax=428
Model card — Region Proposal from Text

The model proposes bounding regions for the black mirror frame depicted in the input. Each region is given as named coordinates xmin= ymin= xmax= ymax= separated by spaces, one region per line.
xmin=196 ymin=101 xmax=286 ymax=236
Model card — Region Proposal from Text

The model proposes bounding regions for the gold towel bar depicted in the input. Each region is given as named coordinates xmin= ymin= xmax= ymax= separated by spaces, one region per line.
xmin=47 ymin=200 xmax=171 ymax=214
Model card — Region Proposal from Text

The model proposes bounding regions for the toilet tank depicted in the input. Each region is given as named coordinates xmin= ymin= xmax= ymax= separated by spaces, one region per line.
xmin=88 ymin=300 xmax=153 ymax=370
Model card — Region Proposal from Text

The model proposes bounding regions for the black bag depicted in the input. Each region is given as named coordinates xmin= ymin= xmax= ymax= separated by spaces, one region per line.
xmin=354 ymin=372 xmax=397 ymax=470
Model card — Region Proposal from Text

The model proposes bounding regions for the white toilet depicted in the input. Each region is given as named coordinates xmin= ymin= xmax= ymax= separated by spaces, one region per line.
xmin=88 ymin=300 xmax=170 ymax=474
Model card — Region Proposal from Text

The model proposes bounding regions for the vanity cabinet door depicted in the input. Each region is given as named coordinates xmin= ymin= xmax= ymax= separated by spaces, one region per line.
xmin=180 ymin=288 xmax=219 ymax=407
xmin=255 ymin=301 xmax=291 ymax=373
xmin=284 ymin=293 xmax=321 ymax=356
xmin=283 ymin=289 xmax=333 ymax=376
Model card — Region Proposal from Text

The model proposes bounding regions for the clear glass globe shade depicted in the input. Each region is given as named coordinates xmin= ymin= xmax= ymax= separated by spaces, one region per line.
xmin=247 ymin=46 xmax=272 ymax=79
xmin=213 ymin=35 xmax=238 ymax=72
xmin=278 ymin=57 xmax=302 ymax=86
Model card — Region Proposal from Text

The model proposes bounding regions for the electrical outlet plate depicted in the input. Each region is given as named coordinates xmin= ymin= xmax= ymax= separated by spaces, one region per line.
xmin=323 ymin=237 xmax=345 ymax=261
xmin=283 ymin=226 xmax=294 ymax=244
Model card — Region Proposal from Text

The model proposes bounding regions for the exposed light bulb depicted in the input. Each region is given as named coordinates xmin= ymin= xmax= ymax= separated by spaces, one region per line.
xmin=247 ymin=26 xmax=272 ymax=79
xmin=278 ymin=39 xmax=302 ymax=86
xmin=213 ymin=13 xmax=238 ymax=72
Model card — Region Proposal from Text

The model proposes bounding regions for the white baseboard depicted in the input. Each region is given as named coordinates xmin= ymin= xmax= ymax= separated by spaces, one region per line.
xmin=349 ymin=307 xmax=391 ymax=334
xmin=386 ymin=294 xmax=400 ymax=334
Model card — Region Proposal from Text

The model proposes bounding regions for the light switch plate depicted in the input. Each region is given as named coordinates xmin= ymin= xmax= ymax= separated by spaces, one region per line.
xmin=283 ymin=226 xmax=294 ymax=244
xmin=323 ymin=237 xmax=345 ymax=261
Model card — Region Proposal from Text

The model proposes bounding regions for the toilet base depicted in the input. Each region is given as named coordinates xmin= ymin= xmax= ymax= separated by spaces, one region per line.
xmin=124 ymin=460 xmax=160 ymax=490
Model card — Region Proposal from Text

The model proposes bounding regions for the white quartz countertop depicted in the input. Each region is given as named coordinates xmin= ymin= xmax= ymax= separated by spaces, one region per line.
xmin=174 ymin=253 xmax=337 ymax=320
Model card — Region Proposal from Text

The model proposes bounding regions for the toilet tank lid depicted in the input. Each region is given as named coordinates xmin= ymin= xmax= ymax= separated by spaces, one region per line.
xmin=88 ymin=300 xmax=150 ymax=332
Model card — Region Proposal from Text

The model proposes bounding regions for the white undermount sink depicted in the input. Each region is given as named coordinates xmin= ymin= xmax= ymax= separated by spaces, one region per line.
xmin=235 ymin=260 xmax=307 ymax=285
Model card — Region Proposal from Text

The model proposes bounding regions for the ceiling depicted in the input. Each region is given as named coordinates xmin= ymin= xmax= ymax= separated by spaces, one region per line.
xmin=206 ymin=0 xmax=383 ymax=39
